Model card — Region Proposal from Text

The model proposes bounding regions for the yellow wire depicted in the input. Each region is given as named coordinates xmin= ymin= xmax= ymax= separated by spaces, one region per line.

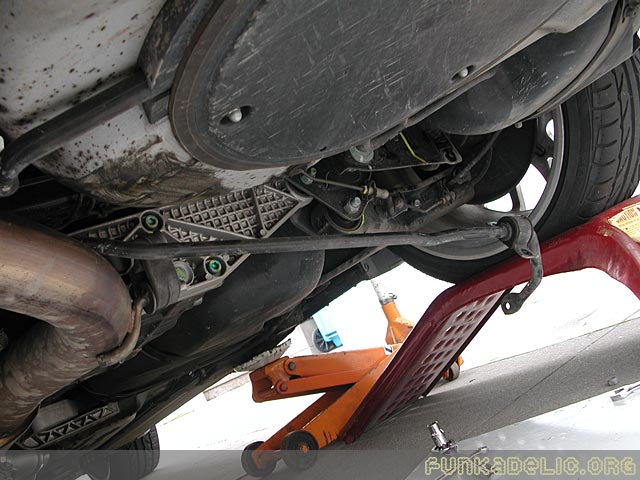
xmin=399 ymin=132 xmax=428 ymax=164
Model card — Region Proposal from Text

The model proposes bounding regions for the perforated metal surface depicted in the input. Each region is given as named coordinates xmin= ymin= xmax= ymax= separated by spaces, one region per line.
xmin=376 ymin=293 xmax=503 ymax=424
xmin=71 ymin=184 xmax=309 ymax=300
xmin=164 ymin=190 xmax=257 ymax=242
xmin=72 ymin=184 xmax=303 ymax=242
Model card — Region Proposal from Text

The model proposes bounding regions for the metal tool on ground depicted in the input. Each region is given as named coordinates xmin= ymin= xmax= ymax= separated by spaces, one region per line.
xmin=427 ymin=422 xmax=492 ymax=480
xmin=429 ymin=421 xmax=458 ymax=453
xmin=610 ymin=381 xmax=640 ymax=404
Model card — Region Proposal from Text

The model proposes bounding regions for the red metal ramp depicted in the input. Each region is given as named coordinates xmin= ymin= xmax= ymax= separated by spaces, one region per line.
xmin=342 ymin=196 xmax=640 ymax=443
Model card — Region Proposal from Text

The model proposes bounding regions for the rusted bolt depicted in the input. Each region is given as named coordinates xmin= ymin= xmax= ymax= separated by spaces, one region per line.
xmin=344 ymin=196 xmax=362 ymax=215
xmin=278 ymin=383 xmax=288 ymax=392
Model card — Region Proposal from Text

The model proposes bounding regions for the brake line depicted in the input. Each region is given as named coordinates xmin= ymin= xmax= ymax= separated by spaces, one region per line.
xmin=449 ymin=131 xmax=501 ymax=185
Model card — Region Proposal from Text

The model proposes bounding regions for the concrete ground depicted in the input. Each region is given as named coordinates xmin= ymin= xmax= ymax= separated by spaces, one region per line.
xmin=148 ymin=314 xmax=640 ymax=480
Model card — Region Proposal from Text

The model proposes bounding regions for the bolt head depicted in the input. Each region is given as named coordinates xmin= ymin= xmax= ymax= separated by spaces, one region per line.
xmin=206 ymin=259 xmax=223 ymax=274
xmin=142 ymin=213 xmax=160 ymax=230
xmin=227 ymin=108 xmax=243 ymax=123
xmin=412 ymin=199 xmax=422 ymax=208
xmin=456 ymin=67 xmax=469 ymax=79
xmin=349 ymin=145 xmax=373 ymax=164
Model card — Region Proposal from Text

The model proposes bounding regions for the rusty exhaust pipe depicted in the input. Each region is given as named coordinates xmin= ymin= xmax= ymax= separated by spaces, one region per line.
xmin=0 ymin=218 xmax=133 ymax=443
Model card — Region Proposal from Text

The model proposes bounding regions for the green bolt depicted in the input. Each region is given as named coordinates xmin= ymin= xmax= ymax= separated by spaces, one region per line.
xmin=300 ymin=168 xmax=317 ymax=185
xmin=205 ymin=258 xmax=224 ymax=276
xmin=142 ymin=213 xmax=160 ymax=230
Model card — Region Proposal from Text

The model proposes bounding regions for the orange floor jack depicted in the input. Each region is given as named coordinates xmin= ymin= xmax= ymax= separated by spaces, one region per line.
xmin=241 ymin=279 xmax=462 ymax=477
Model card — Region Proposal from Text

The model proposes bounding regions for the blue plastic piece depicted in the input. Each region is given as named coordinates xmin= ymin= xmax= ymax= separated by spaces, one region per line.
xmin=312 ymin=310 xmax=343 ymax=347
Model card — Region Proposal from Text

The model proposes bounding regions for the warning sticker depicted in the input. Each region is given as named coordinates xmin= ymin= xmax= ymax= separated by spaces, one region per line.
xmin=608 ymin=201 xmax=640 ymax=242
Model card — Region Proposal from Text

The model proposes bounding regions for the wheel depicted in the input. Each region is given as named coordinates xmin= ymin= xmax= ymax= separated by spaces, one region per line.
xmin=394 ymin=52 xmax=640 ymax=282
xmin=241 ymin=441 xmax=277 ymax=478
xmin=280 ymin=430 xmax=319 ymax=471
xmin=445 ymin=361 xmax=460 ymax=382
xmin=102 ymin=426 xmax=160 ymax=480
xmin=312 ymin=328 xmax=335 ymax=353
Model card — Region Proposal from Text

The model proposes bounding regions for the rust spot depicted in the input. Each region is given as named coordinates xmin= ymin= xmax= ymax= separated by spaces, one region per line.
xmin=597 ymin=226 xmax=614 ymax=237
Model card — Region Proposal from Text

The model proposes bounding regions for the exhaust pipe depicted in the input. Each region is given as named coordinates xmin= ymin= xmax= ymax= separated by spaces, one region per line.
xmin=0 ymin=218 xmax=133 ymax=443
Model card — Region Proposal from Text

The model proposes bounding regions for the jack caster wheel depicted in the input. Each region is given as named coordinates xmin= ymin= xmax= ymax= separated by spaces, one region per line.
xmin=446 ymin=361 xmax=461 ymax=382
xmin=313 ymin=328 xmax=335 ymax=353
xmin=280 ymin=430 xmax=319 ymax=471
xmin=241 ymin=441 xmax=276 ymax=478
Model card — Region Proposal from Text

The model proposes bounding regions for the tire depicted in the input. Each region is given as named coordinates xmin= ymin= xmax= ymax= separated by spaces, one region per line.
xmin=312 ymin=328 xmax=335 ymax=353
xmin=445 ymin=361 xmax=460 ymax=382
xmin=396 ymin=52 xmax=640 ymax=282
xmin=107 ymin=426 xmax=160 ymax=480
xmin=241 ymin=441 xmax=277 ymax=478
xmin=280 ymin=430 xmax=319 ymax=471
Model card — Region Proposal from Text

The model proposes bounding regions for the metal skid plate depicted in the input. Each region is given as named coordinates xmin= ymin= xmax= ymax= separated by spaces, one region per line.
xmin=341 ymin=196 xmax=640 ymax=443
xmin=72 ymin=184 xmax=310 ymax=300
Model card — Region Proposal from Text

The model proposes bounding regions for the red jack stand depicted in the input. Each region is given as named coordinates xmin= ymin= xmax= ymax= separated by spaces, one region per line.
xmin=241 ymin=197 xmax=640 ymax=476
xmin=343 ymin=196 xmax=640 ymax=442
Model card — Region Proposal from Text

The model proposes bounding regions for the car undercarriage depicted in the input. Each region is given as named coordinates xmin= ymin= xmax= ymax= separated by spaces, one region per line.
xmin=1 ymin=1 xmax=640 ymax=477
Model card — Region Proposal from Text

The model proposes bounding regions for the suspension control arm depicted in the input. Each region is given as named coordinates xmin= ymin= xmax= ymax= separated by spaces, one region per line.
xmin=85 ymin=226 xmax=512 ymax=259
xmin=86 ymin=217 xmax=543 ymax=311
